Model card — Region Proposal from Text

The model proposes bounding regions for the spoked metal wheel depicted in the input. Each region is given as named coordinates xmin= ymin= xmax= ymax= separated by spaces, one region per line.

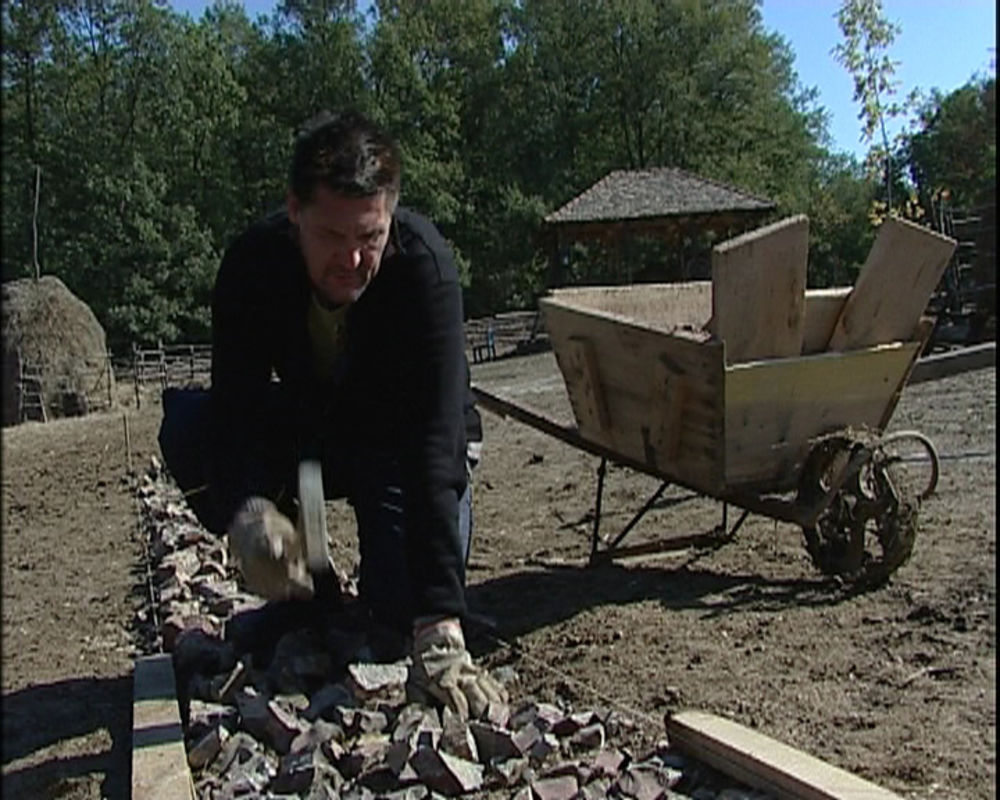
xmin=797 ymin=430 xmax=930 ymax=586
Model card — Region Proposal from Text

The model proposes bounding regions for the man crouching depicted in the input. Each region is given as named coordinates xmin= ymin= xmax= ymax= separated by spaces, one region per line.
xmin=159 ymin=109 xmax=504 ymax=721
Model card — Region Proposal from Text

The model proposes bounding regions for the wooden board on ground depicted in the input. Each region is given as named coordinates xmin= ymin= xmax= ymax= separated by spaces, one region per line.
xmin=709 ymin=215 xmax=809 ymax=364
xmin=667 ymin=710 xmax=905 ymax=800
xmin=909 ymin=341 xmax=996 ymax=385
xmin=132 ymin=653 xmax=195 ymax=800
xmin=827 ymin=216 xmax=956 ymax=351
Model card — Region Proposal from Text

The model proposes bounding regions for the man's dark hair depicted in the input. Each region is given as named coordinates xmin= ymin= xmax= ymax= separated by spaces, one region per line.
xmin=290 ymin=110 xmax=401 ymax=206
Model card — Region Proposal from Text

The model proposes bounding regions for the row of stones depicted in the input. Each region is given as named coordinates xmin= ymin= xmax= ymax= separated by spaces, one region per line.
xmin=135 ymin=459 xmax=773 ymax=800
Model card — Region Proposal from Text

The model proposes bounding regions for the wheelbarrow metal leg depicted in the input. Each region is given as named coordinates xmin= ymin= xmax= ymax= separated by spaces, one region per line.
xmin=589 ymin=457 xmax=608 ymax=564
xmin=606 ymin=480 xmax=671 ymax=551
xmin=719 ymin=502 xmax=750 ymax=539
xmin=589 ymin=457 xmax=699 ymax=563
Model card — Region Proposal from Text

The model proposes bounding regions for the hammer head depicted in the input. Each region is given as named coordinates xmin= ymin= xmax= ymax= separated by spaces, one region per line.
xmin=297 ymin=459 xmax=331 ymax=574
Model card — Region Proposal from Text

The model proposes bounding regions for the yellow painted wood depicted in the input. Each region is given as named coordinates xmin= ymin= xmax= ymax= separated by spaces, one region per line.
xmin=723 ymin=342 xmax=920 ymax=488
xmin=132 ymin=654 xmax=195 ymax=800
xmin=710 ymin=215 xmax=809 ymax=363
xmin=828 ymin=216 xmax=956 ymax=351
xmin=667 ymin=711 xmax=906 ymax=800
xmin=877 ymin=317 xmax=934 ymax=431
xmin=802 ymin=287 xmax=852 ymax=354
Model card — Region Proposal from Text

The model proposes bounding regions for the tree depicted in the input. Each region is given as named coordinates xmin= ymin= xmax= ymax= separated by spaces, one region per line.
xmin=902 ymin=75 xmax=996 ymax=219
xmin=1 ymin=0 xmax=70 ymax=281
xmin=804 ymin=153 xmax=877 ymax=286
xmin=1 ymin=0 xmax=874 ymax=346
xmin=2 ymin=0 xmax=221 ymax=347
xmin=832 ymin=0 xmax=915 ymax=215
xmin=485 ymin=0 xmax=832 ymax=296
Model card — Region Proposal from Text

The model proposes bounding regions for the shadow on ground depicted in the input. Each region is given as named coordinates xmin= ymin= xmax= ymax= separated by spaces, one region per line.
xmin=2 ymin=675 xmax=132 ymax=800
xmin=466 ymin=559 xmax=855 ymax=650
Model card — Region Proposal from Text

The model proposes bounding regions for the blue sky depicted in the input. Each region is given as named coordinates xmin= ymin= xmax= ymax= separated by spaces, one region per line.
xmin=169 ymin=0 xmax=996 ymax=160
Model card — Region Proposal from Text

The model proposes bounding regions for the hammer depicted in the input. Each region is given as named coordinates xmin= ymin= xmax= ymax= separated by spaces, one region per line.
xmin=297 ymin=459 xmax=340 ymax=603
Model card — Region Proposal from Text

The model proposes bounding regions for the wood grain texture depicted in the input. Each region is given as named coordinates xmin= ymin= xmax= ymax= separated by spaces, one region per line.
xmin=542 ymin=296 xmax=725 ymax=493
xmin=132 ymin=654 xmax=196 ymax=800
xmin=710 ymin=215 xmax=809 ymax=363
xmin=827 ymin=216 xmax=956 ymax=351
xmin=565 ymin=336 xmax=611 ymax=431
xmin=723 ymin=342 xmax=920 ymax=489
xmin=667 ymin=710 xmax=905 ymax=800
xmin=802 ymin=287 xmax=852 ymax=354
xmin=550 ymin=281 xmax=712 ymax=333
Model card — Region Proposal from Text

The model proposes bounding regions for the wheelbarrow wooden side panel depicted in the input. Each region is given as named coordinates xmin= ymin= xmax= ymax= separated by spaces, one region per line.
xmin=540 ymin=295 xmax=727 ymax=496
xmin=541 ymin=284 xmax=932 ymax=498
xmin=544 ymin=280 xmax=713 ymax=330
xmin=541 ymin=212 xmax=955 ymax=499
xmin=722 ymin=340 xmax=922 ymax=491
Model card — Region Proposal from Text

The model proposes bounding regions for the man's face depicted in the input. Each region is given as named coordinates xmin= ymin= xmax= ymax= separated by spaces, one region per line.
xmin=288 ymin=185 xmax=393 ymax=306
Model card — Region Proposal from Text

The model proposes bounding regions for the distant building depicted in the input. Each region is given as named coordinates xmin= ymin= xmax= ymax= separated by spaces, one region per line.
xmin=543 ymin=168 xmax=776 ymax=286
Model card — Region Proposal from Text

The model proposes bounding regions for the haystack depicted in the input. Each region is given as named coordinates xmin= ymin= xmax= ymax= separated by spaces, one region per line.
xmin=2 ymin=276 xmax=115 ymax=425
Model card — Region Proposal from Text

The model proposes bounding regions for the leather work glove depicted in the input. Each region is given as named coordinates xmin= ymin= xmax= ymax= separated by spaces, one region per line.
xmin=226 ymin=497 xmax=314 ymax=601
xmin=406 ymin=616 xmax=508 ymax=721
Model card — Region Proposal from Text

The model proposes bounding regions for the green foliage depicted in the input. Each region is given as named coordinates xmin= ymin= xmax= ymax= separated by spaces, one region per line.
xmin=832 ymin=0 xmax=917 ymax=214
xmin=804 ymin=153 xmax=877 ymax=287
xmin=902 ymin=75 xmax=996 ymax=215
xmin=1 ymin=0 xmax=909 ymax=348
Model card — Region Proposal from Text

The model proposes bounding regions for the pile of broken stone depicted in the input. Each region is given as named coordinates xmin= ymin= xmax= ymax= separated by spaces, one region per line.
xmin=134 ymin=459 xmax=773 ymax=800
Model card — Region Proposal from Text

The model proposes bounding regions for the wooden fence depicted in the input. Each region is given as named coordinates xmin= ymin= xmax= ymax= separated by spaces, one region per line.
xmin=6 ymin=310 xmax=546 ymax=424
xmin=5 ymin=347 xmax=117 ymax=425
xmin=465 ymin=310 xmax=546 ymax=363
xmin=128 ymin=342 xmax=212 ymax=408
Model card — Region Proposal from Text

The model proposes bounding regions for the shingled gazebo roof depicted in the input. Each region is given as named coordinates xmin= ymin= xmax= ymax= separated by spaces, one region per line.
xmin=543 ymin=167 xmax=776 ymax=242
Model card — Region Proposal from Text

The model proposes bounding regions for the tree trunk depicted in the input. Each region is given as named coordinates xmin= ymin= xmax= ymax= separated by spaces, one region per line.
xmin=32 ymin=165 xmax=41 ymax=281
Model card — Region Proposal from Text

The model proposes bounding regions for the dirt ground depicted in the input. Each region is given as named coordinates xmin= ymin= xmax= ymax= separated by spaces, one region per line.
xmin=1 ymin=354 xmax=994 ymax=799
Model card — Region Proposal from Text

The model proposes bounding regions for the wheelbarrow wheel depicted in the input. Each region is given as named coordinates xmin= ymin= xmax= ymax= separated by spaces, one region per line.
xmin=797 ymin=431 xmax=922 ymax=587
xmin=879 ymin=429 xmax=940 ymax=502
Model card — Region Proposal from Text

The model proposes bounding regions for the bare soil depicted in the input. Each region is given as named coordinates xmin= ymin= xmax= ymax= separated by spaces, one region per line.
xmin=2 ymin=355 xmax=995 ymax=799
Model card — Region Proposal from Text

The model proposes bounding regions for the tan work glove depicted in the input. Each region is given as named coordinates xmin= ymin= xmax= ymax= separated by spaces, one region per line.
xmin=226 ymin=497 xmax=314 ymax=601
xmin=406 ymin=616 xmax=508 ymax=721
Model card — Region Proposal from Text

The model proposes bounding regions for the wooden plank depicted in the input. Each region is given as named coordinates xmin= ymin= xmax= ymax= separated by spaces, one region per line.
xmin=827 ymin=216 xmax=956 ymax=351
xmin=551 ymin=281 xmax=712 ymax=332
xmin=909 ymin=341 xmax=996 ymax=385
xmin=541 ymin=297 xmax=725 ymax=493
xmin=709 ymin=215 xmax=809 ymax=363
xmin=724 ymin=342 xmax=920 ymax=489
xmin=667 ymin=710 xmax=905 ymax=800
xmin=566 ymin=336 xmax=611 ymax=431
xmin=649 ymin=355 xmax=688 ymax=463
xmin=132 ymin=654 xmax=195 ymax=800
xmin=877 ymin=317 xmax=933 ymax=431
xmin=802 ymin=287 xmax=852 ymax=354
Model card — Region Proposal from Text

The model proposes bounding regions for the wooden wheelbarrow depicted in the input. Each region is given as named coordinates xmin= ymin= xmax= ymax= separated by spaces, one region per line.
xmin=478 ymin=215 xmax=957 ymax=585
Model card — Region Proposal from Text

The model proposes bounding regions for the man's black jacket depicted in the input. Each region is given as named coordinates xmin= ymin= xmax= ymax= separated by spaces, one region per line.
xmin=209 ymin=205 xmax=479 ymax=620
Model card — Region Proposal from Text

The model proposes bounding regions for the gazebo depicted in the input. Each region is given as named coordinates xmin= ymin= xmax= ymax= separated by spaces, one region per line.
xmin=543 ymin=167 xmax=776 ymax=285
